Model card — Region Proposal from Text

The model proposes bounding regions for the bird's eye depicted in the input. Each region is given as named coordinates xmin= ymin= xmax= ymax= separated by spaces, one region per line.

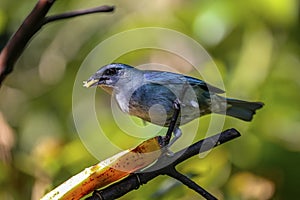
xmin=104 ymin=68 xmax=118 ymax=76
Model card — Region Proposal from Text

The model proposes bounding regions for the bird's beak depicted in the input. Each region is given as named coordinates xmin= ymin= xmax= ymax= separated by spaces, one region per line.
xmin=83 ymin=72 xmax=104 ymax=88
xmin=83 ymin=78 xmax=99 ymax=88
xmin=83 ymin=72 xmax=110 ymax=88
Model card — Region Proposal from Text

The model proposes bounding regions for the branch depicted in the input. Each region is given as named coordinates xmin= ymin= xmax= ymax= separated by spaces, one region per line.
xmin=166 ymin=168 xmax=217 ymax=200
xmin=87 ymin=128 xmax=241 ymax=200
xmin=43 ymin=5 xmax=114 ymax=25
xmin=0 ymin=0 xmax=55 ymax=84
xmin=0 ymin=0 xmax=114 ymax=86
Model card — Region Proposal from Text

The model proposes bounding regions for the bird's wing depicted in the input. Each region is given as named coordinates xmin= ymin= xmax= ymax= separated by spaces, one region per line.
xmin=143 ymin=71 xmax=224 ymax=94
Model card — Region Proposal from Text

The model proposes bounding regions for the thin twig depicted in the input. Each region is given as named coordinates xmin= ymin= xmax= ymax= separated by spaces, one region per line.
xmin=43 ymin=5 xmax=115 ymax=25
xmin=166 ymin=168 xmax=217 ymax=200
xmin=172 ymin=128 xmax=239 ymax=166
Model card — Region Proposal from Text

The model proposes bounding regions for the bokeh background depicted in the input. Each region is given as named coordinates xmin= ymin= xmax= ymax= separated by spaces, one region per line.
xmin=0 ymin=0 xmax=299 ymax=199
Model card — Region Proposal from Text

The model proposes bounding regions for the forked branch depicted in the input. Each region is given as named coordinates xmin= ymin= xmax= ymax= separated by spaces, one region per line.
xmin=0 ymin=0 xmax=114 ymax=85
xmin=87 ymin=128 xmax=241 ymax=200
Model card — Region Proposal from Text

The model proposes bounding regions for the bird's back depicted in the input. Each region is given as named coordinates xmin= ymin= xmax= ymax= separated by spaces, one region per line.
xmin=124 ymin=70 xmax=219 ymax=126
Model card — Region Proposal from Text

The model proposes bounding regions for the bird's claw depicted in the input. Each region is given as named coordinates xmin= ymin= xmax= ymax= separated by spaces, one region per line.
xmin=165 ymin=148 xmax=175 ymax=157
xmin=174 ymin=98 xmax=185 ymax=109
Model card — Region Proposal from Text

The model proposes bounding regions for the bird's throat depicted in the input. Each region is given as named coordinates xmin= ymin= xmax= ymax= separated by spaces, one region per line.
xmin=100 ymin=85 xmax=114 ymax=95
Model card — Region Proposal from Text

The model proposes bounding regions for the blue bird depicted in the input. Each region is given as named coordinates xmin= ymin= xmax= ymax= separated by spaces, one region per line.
xmin=84 ymin=63 xmax=263 ymax=143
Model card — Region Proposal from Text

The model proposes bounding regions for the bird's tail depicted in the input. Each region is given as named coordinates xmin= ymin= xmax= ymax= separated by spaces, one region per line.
xmin=226 ymin=98 xmax=264 ymax=121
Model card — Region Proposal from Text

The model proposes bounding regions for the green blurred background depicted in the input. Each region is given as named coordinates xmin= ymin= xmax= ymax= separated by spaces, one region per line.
xmin=0 ymin=0 xmax=299 ymax=199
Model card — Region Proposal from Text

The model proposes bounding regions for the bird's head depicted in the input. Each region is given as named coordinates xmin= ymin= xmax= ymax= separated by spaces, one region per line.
xmin=83 ymin=63 xmax=136 ymax=93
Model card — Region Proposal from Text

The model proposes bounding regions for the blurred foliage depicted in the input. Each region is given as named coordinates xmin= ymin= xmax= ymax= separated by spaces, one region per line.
xmin=0 ymin=0 xmax=299 ymax=199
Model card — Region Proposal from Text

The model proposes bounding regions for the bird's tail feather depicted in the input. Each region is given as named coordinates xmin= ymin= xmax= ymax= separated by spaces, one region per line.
xmin=226 ymin=98 xmax=264 ymax=121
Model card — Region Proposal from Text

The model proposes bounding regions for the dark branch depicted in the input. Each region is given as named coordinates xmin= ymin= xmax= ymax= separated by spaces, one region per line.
xmin=0 ymin=0 xmax=55 ymax=84
xmin=0 ymin=0 xmax=114 ymax=86
xmin=173 ymin=128 xmax=240 ymax=166
xmin=166 ymin=168 xmax=217 ymax=200
xmin=87 ymin=128 xmax=241 ymax=200
xmin=43 ymin=5 xmax=115 ymax=25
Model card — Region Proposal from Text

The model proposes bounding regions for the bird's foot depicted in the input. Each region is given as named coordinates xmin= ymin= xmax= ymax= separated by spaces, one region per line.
xmin=163 ymin=98 xmax=182 ymax=157
xmin=164 ymin=148 xmax=175 ymax=157
xmin=174 ymin=98 xmax=184 ymax=109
